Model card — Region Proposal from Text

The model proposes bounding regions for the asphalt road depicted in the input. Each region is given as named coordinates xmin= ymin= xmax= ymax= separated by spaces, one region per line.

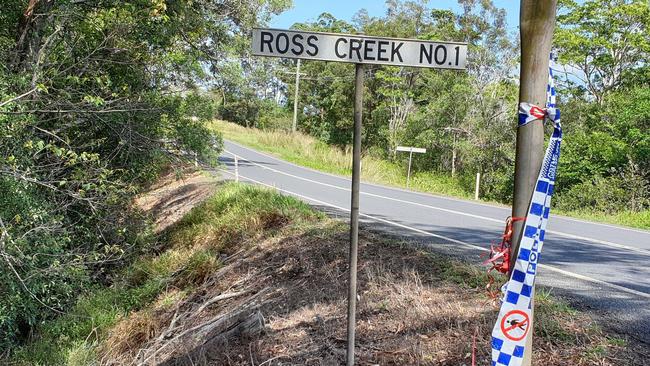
xmin=217 ymin=139 xmax=650 ymax=344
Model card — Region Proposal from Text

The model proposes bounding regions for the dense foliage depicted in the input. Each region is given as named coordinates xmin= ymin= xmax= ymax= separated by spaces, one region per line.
xmin=1 ymin=0 xmax=648 ymax=358
xmin=553 ymin=0 xmax=650 ymax=213
xmin=220 ymin=0 xmax=649 ymax=216
xmin=0 ymin=0 xmax=289 ymax=352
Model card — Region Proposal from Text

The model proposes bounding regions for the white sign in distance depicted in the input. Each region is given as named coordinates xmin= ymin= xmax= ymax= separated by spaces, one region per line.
xmin=252 ymin=28 xmax=467 ymax=70
xmin=396 ymin=146 xmax=426 ymax=153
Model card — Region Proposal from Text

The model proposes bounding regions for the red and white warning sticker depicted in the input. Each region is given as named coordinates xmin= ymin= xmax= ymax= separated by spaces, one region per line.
xmin=500 ymin=310 xmax=530 ymax=342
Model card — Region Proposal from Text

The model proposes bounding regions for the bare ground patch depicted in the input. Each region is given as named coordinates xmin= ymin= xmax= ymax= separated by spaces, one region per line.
xmin=135 ymin=169 xmax=220 ymax=233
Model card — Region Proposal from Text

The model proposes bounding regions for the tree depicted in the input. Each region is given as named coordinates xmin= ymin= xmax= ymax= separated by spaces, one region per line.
xmin=0 ymin=0 xmax=289 ymax=350
xmin=554 ymin=0 xmax=650 ymax=104
xmin=552 ymin=0 xmax=650 ymax=214
xmin=278 ymin=1 xmax=518 ymax=198
xmin=375 ymin=67 xmax=415 ymax=158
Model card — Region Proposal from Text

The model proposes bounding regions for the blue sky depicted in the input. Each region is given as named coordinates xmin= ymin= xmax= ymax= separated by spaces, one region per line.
xmin=270 ymin=0 xmax=520 ymax=31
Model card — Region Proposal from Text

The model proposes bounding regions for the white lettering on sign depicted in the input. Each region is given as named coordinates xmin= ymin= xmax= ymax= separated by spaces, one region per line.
xmin=252 ymin=28 xmax=467 ymax=70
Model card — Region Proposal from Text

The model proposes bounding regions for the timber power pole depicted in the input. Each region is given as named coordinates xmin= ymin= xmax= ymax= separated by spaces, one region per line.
xmin=292 ymin=59 xmax=301 ymax=132
xmin=511 ymin=1 xmax=557 ymax=365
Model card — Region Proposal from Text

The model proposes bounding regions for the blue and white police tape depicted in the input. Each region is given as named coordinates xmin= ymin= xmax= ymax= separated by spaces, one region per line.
xmin=490 ymin=103 xmax=562 ymax=366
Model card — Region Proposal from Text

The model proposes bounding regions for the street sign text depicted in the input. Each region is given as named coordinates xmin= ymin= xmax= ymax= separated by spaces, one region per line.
xmin=252 ymin=28 xmax=467 ymax=70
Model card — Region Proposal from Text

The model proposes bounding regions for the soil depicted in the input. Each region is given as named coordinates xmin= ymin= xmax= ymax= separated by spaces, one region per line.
xmin=135 ymin=169 xmax=220 ymax=233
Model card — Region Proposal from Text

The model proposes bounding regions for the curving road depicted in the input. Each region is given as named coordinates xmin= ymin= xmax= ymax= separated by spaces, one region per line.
xmin=217 ymin=139 xmax=650 ymax=344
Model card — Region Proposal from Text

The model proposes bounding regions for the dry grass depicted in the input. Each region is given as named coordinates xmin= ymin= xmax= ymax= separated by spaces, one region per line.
xmin=135 ymin=169 xmax=219 ymax=233
xmin=102 ymin=290 xmax=185 ymax=363
xmin=99 ymin=193 xmax=648 ymax=366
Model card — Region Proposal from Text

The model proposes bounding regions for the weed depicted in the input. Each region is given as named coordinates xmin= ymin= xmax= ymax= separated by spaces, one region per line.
xmin=65 ymin=341 xmax=97 ymax=366
xmin=607 ymin=336 xmax=627 ymax=347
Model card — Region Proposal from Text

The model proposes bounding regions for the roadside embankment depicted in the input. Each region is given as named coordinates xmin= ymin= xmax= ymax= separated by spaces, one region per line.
xmin=11 ymin=178 xmax=646 ymax=365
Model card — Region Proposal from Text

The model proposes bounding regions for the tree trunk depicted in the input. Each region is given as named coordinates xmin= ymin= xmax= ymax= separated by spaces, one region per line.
xmin=12 ymin=0 xmax=55 ymax=72
xmin=451 ymin=133 xmax=457 ymax=177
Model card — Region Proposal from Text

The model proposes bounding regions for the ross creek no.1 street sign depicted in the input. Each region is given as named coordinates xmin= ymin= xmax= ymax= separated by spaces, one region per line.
xmin=250 ymin=26 xmax=467 ymax=366
xmin=252 ymin=28 xmax=467 ymax=70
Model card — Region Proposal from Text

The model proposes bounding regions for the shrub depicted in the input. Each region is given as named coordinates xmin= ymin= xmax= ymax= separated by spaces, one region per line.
xmin=259 ymin=107 xmax=293 ymax=131
xmin=556 ymin=170 xmax=649 ymax=214
xmin=219 ymin=96 xmax=271 ymax=128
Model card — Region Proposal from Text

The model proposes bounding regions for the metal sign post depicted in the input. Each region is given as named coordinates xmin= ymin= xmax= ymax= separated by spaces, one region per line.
xmin=396 ymin=146 xmax=426 ymax=188
xmin=346 ymin=62 xmax=364 ymax=366
xmin=252 ymin=28 xmax=467 ymax=365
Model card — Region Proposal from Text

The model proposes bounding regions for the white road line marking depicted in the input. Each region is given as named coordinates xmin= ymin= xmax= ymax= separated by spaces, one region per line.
xmin=224 ymin=150 xmax=502 ymax=223
xmin=217 ymin=168 xmax=650 ymax=300
xmin=222 ymin=149 xmax=650 ymax=255
xmin=226 ymin=139 xmax=650 ymax=235
xmin=225 ymin=139 xmax=512 ymax=210
xmin=552 ymin=215 xmax=650 ymax=235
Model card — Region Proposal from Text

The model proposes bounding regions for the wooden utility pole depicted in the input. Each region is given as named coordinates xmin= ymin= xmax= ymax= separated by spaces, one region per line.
xmin=511 ymin=1 xmax=557 ymax=365
xmin=292 ymin=59 xmax=301 ymax=132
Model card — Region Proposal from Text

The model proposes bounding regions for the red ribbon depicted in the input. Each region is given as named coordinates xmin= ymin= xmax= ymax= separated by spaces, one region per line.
xmin=483 ymin=216 xmax=525 ymax=298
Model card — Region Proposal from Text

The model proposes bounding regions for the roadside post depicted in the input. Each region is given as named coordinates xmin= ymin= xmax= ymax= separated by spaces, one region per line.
xmin=510 ymin=2 xmax=557 ymax=365
xmin=292 ymin=59 xmax=301 ymax=132
xmin=252 ymin=28 xmax=467 ymax=365
xmin=347 ymin=60 xmax=364 ymax=366
xmin=396 ymin=146 xmax=426 ymax=188
xmin=231 ymin=152 xmax=239 ymax=182
xmin=474 ymin=172 xmax=480 ymax=200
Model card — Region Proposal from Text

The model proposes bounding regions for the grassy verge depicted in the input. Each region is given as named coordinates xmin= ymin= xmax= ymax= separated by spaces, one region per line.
xmin=210 ymin=120 xmax=471 ymax=199
xmin=210 ymin=120 xmax=650 ymax=230
xmin=11 ymin=182 xmax=644 ymax=365
xmin=8 ymin=183 xmax=320 ymax=365
xmin=554 ymin=209 xmax=650 ymax=230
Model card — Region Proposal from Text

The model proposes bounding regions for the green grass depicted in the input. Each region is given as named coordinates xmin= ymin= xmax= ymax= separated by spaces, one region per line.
xmin=9 ymin=275 xmax=169 ymax=365
xmin=212 ymin=120 xmax=650 ymax=230
xmin=535 ymin=289 xmax=581 ymax=344
xmin=9 ymin=183 xmax=320 ymax=366
xmin=210 ymin=120 xmax=471 ymax=199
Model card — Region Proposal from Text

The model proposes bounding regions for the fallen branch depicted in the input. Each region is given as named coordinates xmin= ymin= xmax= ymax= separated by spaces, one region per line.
xmin=137 ymin=288 xmax=271 ymax=365
xmin=195 ymin=290 xmax=250 ymax=315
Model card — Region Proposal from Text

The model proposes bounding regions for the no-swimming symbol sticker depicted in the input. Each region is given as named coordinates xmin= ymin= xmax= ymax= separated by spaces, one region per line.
xmin=500 ymin=310 xmax=530 ymax=342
